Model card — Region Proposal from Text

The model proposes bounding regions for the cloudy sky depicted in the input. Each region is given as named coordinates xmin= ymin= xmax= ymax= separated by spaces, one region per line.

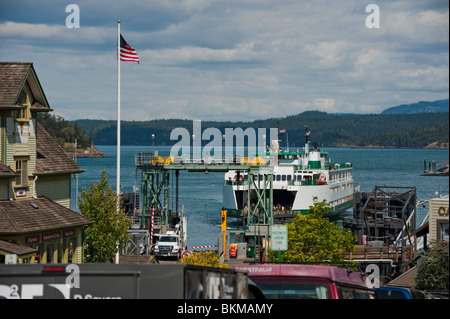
xmin=0 ymin=0 xmax=448 ymax=121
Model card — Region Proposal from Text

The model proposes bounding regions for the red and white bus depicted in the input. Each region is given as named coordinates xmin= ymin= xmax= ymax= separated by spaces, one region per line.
xmin=235 ymin=264 xmax=375 ymax=299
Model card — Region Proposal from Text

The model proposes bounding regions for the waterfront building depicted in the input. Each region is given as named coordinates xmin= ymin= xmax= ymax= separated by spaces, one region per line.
xmin=0 ymin=62 xmax=91 ymax=264
xmin=427 ymin=195 xmax=449 ymax=243
xmin=414 ymin=195 xmax=449 ymax=250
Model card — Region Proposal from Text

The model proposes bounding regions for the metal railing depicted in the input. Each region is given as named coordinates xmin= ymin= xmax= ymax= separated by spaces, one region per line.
xmin=136 ymin=153 xmax=278 ymax=167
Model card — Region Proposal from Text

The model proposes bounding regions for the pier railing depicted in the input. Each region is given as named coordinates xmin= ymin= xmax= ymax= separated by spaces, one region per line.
xmin=136 ymin=153 xmax=352 ymax=173
xmin=136 ymin=152 xmax=278 ymax=168
xmin=345 ymin=245 xmax=413 ymax=263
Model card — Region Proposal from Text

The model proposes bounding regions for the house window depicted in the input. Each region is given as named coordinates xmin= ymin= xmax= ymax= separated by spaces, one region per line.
xmin=17 ymin=90 xmax=30 ymax=121
xmin=18 ymin=108 xmax=28 ymax=121
xmin=15 ymin=159 xmax=28 ymax=187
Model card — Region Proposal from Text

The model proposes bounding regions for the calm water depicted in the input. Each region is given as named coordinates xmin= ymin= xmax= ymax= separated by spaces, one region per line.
xmin=71 ymin=146 xmax=449 ymax=248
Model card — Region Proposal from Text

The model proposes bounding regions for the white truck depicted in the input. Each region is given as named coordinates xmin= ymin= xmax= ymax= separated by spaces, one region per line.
xmin=153 ymin=229 xmax=186 ymax=259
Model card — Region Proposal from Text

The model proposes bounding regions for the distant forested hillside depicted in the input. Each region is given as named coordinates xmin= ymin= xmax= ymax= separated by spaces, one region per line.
xmin=72 ymin=111 xmax=449 ymax=149
xmin=382 ymin=99 xmax=449 ymax=114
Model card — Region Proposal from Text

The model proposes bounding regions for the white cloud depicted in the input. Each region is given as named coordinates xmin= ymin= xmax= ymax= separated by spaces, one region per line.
xmin=306 ymin=41 xmax=353 ymax=69
xmin=0 ymin=21 xmax=63 ymax=37
xmin=142 ymin=42 xmax=261 ymax=66
xmin=396 ymin=66 xmax=449 ymax=90
xmin=313 ymin=98 xmax=336 ymax=112
xmin=0 ymin=21 xmax=111 ymax=45
xmin=417 ymin=9 xmax=449 ymax=27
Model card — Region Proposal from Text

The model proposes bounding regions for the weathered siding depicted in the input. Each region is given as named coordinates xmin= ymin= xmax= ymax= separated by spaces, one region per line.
xmin=36 ymin=174 xmax=71 ymax=209
xmin=0 ymin=181 xmax=11 ymax=200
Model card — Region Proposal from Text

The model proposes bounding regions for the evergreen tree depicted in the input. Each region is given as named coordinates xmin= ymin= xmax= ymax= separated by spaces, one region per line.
xmin=79 ymin=170 xmax=131 ymax=263
xmin=37 ymin=113 xmax=92 ymax=148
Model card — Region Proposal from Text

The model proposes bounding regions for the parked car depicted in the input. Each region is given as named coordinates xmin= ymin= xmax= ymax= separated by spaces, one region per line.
xmin=425 ymin=290 xmax=449 ymax=299
xmin=374 ymin=286 xmax=428 ymax=299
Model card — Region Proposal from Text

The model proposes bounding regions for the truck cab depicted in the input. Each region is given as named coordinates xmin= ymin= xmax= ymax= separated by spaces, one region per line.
xmin=153 ymin=230 xmax=183 ymax=259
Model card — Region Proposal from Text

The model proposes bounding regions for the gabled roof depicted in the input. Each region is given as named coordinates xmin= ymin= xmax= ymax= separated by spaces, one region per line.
xmin=35 ymin=123 xmax=84 ymax=175
xmin=0 ymin=197 xmax=92 ymax=235
xmin=0 ymin=62 xmax=51 ymax=111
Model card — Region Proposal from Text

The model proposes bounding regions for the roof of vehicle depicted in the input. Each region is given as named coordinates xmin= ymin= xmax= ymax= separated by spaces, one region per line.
xmin=235 ymin=264 xmax=367 ymax=287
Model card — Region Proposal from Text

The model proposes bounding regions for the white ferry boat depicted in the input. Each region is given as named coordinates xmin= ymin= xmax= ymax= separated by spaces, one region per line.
xmin=223 ymin=128 xmax=354 ymax=221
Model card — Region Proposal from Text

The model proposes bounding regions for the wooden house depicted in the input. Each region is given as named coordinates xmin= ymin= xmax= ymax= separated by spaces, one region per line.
xmin=0 ymin=62 xmax=91 ymax=264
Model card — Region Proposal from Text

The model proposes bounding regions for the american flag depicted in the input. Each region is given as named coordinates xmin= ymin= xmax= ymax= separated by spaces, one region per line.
xmin=279 ymin=128 xmax=286 ymax=134
xmin=120 ymin=34 xmax=139 ymax=63
xmin=306 ymin=131 xmax=311 ymax=136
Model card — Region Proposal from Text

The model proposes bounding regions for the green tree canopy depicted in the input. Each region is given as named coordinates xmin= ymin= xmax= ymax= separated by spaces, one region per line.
xmin=79 ymin=170 xmax=131 ymax=263
xmin=266 ymin=200 xmax=356 ymax=263
xmin=415 ymin=241 xmax=449 ymax=291
xmin=37 ymin=112 xmax=91 ymax=148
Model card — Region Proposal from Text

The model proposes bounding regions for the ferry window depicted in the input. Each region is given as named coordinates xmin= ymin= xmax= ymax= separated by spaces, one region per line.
xmin=281 ymin=175 xmax=286 ymax=181
xmin=287 ymin=175 xmax=292 ymax=181
xmin=276 ymin=175 xmax=281 ymax=181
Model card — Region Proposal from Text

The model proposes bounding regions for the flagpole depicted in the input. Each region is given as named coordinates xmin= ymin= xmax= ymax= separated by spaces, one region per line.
xmin=117 ymin=20 xmax=121 ymax=200
xmin=116 ymin=19 xmax=121 ymax=264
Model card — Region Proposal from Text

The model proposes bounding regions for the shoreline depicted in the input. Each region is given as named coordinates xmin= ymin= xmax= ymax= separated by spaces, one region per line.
xmin=68 ymin=145 xmax=107 ymax=158
xmin=334 ymin=143 xmax=449 ymax=150
xmin=90 ymin=144 xmax=449 ymax=150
